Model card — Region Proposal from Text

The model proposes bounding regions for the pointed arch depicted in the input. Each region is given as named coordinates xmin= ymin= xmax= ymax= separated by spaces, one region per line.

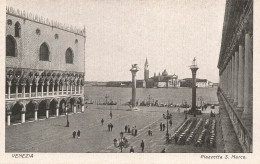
xmin=39 ymin=42 xmax=50 ymax=61
xmin=15 ymin=22 xmax=21 ymax=37
xmin=65 ymin=48 xmax=74 ymax=64
xmin=6 ymin=35 xmax=17 ymax=57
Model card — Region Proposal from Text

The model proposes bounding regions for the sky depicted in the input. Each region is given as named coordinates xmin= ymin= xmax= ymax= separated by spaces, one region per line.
xmin=7 ymin=0 xmax=226 ymax=83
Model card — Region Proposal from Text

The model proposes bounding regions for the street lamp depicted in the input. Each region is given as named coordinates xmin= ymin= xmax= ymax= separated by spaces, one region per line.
xmin=163 ymin=110 xmax=172 ymax=144
xmin=120 ymin=131 xmax=124 ymax=152
xmin=113 ymin=131 xmax=128 ymax=153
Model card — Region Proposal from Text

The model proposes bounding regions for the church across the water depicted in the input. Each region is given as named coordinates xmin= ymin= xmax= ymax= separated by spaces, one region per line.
xmin=143 ymin=58 xmax=180 ymax=88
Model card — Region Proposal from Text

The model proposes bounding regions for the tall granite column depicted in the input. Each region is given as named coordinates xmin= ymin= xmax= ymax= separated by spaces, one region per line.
xmin=237 ymin=44 xmax=244 ymax=112
xmin=190 ymin=61 xmax=199 ymax=116
xmin=243 ymin=32 xmax=253 ymax=117
xmin=130 ymin=65 xmax=139 ymax=108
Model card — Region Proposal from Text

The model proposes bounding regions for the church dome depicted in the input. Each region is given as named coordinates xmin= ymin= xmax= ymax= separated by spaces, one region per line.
xmin=162 ymin=69 xmax=168 ymax=76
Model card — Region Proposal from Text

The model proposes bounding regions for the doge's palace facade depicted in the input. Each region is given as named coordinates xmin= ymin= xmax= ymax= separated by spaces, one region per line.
xmin=5 ymin=7 xmax=86 ymax=125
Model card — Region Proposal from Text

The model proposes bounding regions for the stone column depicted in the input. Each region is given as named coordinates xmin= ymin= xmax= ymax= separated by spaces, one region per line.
xmin=46 ymin=109 xmax=49 ymax=118
xmin=52 ymin=84 xmax=55 ymax=96
xmin=79 ymin=85 xmax=81 ymax=94
xmin=61 ymin=84 xmax=64 ymax=95
xmin=8 ymin=83 xmax=11 ymax=99
xmin=226 ymin=63 xmax=230 ymax=98
xmin=228 ymin=62 xmax=232 ymax=98
xmin=22 ymin=84 xmax=26 ymax=98
xmin=7 ymin=113 xmax=11 ymax=126
xmin=237 ymin=44 xmax=244 ymax=109
xmin=234 ymin=51 xmax=239 ymax=105
xmin=41 ymin=84 xmax=44 ymax=97
xmin=243 ymin=32 xmax=253 ymax=117
xmin=29 ymin=83 xmax=32 ymax=98
xmin=73 ymin=105 xmax=76 ymax=113
xmin=70 ymin=85 xmax=73 ymax=95
xmin=232 ymin=54 xmax=235 ymax=100
xmin=74 ymin=85 xmax=77 ymax=94
xmin=130 ymin=67 xmax=139 ymax=108
xmin=82 ymin=84 xmax=84 ymax=95
xmin=81 ymin=97 xmax=84 ymax=112
xmin=21 ymin=110 xmax=25 ymax=123
xmin=34 ymin=108 xmax=38 ymax=121
xmin=66 ymin=84 xmax=69 ymax=95
xmin=190 ymin=64 xmax=199 ymax=115
xmin=56 ymin=105 xmax=59 ymax=117
xmin=35 ymin=84 xmax=38 ymax=98
xmin=57 ymin=84 xmax=59 ymax=95
xmin=46 ymin=82 xmax=50 ymax=96
xmin=16 ymin=84 xmax=18 ymax=98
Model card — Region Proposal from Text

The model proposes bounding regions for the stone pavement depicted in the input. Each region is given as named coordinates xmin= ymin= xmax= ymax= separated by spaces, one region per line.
xmin=6 ymin=106 xmax=222 ymax=153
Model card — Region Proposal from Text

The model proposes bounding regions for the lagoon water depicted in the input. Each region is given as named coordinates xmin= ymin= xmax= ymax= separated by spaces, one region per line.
xmin=84 ymin=86 xmax=218 ymax=105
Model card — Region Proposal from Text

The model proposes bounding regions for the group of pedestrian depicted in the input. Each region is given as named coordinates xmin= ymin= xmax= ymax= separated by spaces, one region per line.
xmin=160 ymin=123 xmax=166 ymax=131
xmin=124 ymin=125 xmax=137 ymax=136
xmin=108 ymin=123 xmax=114 ymax=131
xmin=132 ymin=126 xmax=138 ymax=136
xmin=72 ymin=130 xmax=81 ymax=139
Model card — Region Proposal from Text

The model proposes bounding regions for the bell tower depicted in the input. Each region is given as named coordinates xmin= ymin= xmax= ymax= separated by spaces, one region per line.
xmin=144 ymin=57 xmax=149 ymax=81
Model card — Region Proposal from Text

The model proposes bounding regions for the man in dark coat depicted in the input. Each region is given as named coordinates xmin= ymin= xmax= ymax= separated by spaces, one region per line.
xmin=72 ymin=131 xmax=76 ymax=138
xmin=140 ymin=140 xmax=144 ymax=153
xmin=110 ymin=123 xmax=113 ymax=131
xmin=108 ymin=124 xmax=111 ymax=131
xmin=77 ymin=130 xmax=81 ymax=139
xmin=125 ymin=125 xmax=128 ymax=133
xmin=169 ymin=120 xmax=172 ymax=126
xmin=135 ymin=129 xmax=137 ymax=136
xmin=110 ymin=111 xmax=112 ymax=119
xmin=128 ymin=126 xmax=131 ymax=133
xmin=101 ymin=118 xmax=104 ymax=126
xmin=162 ymin=124 xmax=165 ymax=131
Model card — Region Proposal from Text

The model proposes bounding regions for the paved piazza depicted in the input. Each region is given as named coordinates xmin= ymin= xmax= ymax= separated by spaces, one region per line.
xmin=6 ymin=106 xmax=221 ymax=153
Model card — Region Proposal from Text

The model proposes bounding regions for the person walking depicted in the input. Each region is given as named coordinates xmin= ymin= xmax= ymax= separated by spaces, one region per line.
xmin=130 ymin=146 xmax=134 ymax=153
xmin=125 ymin=125 xmax=128 ymax=133
xmin=135 ymin=128 xmax=137 ymax=136
xmin=110 ymin=123 xmax=114 ymax=131
xmin=140 ymin=140 xmax=144 ymax=153
xmin=72 ymin=131 xmax=76 ymax=138
xmin=77 ymin=130 xmax=81 ymax=139
xmin=108 ymin=124 xmax=111 ymax=131
xmin=101 ymin=118 xmax=104 ymax=126
xmin=169 ymin=120 xmax=172 ymax=126
xmin=110 ymin=111 xmax=112 ymax=119
xmin=162 ymin=124 xmax=165 ymax=131
xmin=128 ymin=125 xmax=131 ymax=133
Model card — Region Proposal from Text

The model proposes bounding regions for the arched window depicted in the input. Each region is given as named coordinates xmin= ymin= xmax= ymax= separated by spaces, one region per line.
xmin=39 ymin=43 xmax=49 ymax=61
xmin=65 ymin=48 xmax=73 ymax=64
xmin=15 ymin=22 xmax=21 ymax=37
xmin=6 ymin=35 xmax=16 ymax=57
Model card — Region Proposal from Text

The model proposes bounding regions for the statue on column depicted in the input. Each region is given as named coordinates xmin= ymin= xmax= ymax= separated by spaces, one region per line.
xmin=192 ymin=57 xmax=197 ymax=66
